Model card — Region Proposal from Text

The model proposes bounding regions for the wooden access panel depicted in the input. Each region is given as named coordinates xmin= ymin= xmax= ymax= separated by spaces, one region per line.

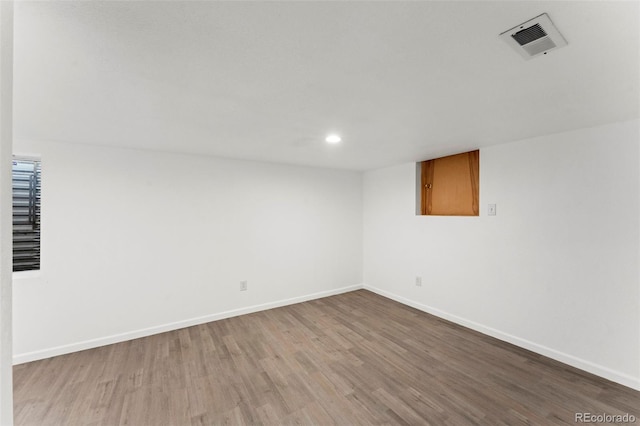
xmin=421 ymin=150 xmax=479 ymax=216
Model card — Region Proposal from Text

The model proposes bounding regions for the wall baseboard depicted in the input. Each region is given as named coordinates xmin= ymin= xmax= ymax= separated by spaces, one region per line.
xmin=13 ymin=284 xmax=363 ymax=365
xmin=363 ymin=284 xmax=640 ymax=391
xmin=15 ymin=282 xmax=639 ymax=392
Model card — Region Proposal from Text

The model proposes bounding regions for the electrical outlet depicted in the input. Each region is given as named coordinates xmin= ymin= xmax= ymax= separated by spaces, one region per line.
xmin=240 ymin=281 xmax=247 ymax=291
xmin=415 ymin=276 xmax=422 ymax=287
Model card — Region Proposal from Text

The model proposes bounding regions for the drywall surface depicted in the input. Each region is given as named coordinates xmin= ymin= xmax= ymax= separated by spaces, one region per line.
xmin=363 ymin=120 xmax=640 ymax=389
xmin=13 ymin=140 xmax=362 ymax=361
xmin=0 ymin=1 xmax=14 ymax=424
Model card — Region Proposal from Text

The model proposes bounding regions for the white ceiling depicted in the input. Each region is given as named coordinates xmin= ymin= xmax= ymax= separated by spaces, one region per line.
xmin=13 ymin=1 xmax=640 ymax=171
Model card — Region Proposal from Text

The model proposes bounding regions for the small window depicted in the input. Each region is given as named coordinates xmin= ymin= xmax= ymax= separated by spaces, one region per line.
xmin=12 ymin=158 xmax=41 ymax=272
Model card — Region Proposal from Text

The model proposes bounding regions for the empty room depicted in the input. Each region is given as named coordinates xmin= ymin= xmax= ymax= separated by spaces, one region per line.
xmin=1 ymin=1 xmax=639 ymax=425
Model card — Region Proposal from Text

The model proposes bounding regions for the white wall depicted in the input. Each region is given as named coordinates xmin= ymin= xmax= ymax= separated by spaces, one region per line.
xmin=0 ymin=1 xmax=14 ymax=424
xmin=363 ymin=120 xmax=640 ymax=390
xmin=13 ymin=140 xmax=363 ymax=362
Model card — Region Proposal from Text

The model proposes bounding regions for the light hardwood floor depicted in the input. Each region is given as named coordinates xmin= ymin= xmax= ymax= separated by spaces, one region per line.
xmin=13 ymin=290 xmax=640 ymax=425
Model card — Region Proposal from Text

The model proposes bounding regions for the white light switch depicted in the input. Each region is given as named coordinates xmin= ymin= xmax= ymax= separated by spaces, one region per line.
xmin=488 ymin=204 xmax=497 ymax=216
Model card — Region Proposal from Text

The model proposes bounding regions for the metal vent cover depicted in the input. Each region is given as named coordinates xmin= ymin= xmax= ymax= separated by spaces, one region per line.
xmin=500 ymin=13 xmax=567 ymax=60
xmin=512 ymin=23 xmax=546 ymax=45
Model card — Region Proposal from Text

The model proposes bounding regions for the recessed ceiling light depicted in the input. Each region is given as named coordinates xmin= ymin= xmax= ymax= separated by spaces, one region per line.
xmin=325 ymin=134 xmax=342 ymax=144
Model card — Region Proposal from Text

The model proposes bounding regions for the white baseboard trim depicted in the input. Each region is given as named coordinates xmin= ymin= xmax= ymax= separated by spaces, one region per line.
xmin=13 ymin=284 xmax=364 ymax=365
xmin=363 ymin=284 xmax=640 ymax=391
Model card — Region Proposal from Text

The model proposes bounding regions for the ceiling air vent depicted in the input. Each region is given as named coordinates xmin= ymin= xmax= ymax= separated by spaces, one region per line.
xmin=499 ymin=13 xmax=567 ymax=60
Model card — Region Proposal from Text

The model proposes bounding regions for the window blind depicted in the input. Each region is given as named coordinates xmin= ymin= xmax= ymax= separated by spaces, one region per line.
xmin=12 ymin=159 xmax=41 ymax=272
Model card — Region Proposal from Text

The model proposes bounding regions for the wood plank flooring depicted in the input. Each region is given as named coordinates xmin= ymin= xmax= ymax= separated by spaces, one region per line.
xmin=13 ymin=290 xmax=640 ymax=425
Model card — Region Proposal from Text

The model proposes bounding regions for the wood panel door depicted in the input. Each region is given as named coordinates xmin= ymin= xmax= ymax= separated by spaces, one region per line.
xmin=421 ymin=150 xmax=479 ymax=216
